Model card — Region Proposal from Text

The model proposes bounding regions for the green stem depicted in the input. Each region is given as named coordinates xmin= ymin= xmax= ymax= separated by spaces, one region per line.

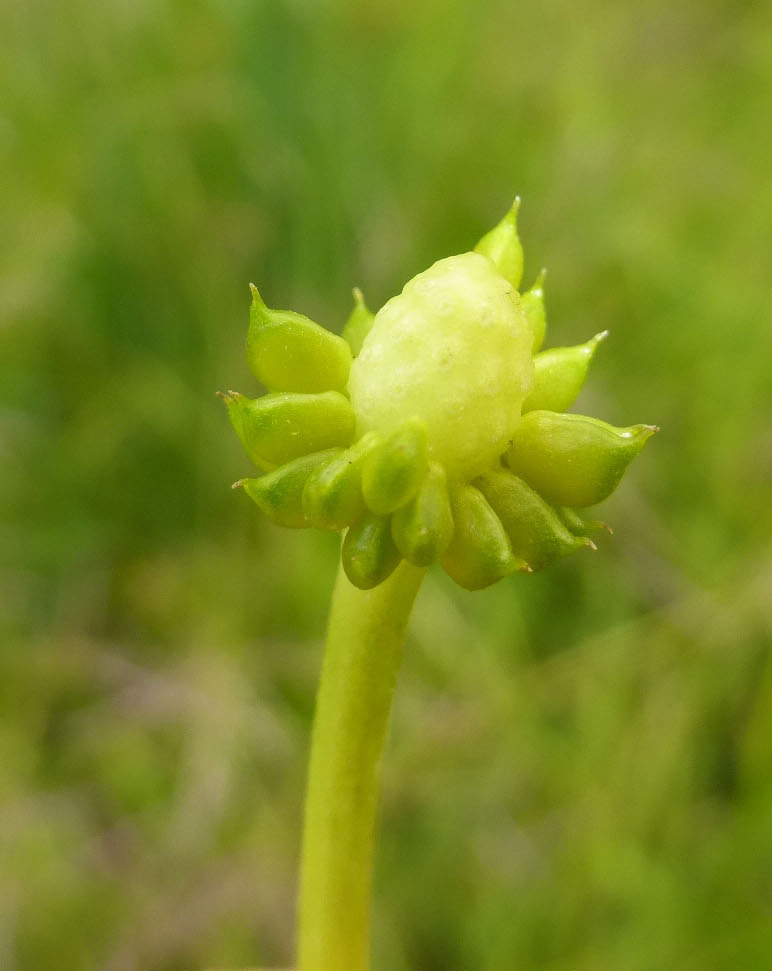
xmin=297 ymin=560 xmax=426 ymax=971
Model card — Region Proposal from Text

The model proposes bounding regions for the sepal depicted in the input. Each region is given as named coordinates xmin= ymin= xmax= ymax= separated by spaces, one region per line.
xmin=520 ymin=268 xmax=547 ymax=352
xmin=302 ymin=432 xmax=381 ymax=530
xmin=473 ymin=198 xmax=523 ymax=290
xmin=220 ymin=389 xmax=355 ymax=469
xmin=506 ymin=410 xmax=658 ymax=507
xmin=557 ymin=506 xmax=612 ymax=536
xmin=523 ymin=330 xmax=608 ymax=413
xmin=361 ymin=418 xmax=429 ymax=515
xmin=391 ymin=462 xmax=454 ymax=566
xmin=476 ymin=470 xmax=593 ymax=570
xmin=235 ymin=450 xmax=341 ymax=528
xmin=247 ymin=284 xmax=352 ymax=392
xmin=440 ymin=483 xmax=527 ymax=590
xmin=342 ymin=287 xmax=375 ymax=357
xmin=342 ymin=513 xmax=402 ymax=589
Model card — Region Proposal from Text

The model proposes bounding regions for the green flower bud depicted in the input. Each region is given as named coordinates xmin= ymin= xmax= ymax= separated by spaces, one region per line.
xmin=235 ymin=449 xmax=341 ymax=528
xmin=220 ymin=389 xmax=355 ymax=470
xmin=247 ymin=284 xmax=352 ymax=393
xmin=302 ymin=431 xmax=381 ymax=531
xmin=440 ymin=484 xmax=527 ymax=591
xmin=506 ymin=410 xmax=658 ymax=508
xmin=361 ymin=418 xmax=429 ymax=515
xmin=473 ymin=198 xmax=523 ymax=290
xmin=342 ymin=513 xmax=402 ymax=590
xmin=225 ymin=201 xmax=657 ymax=591
xmin=523 ymin=330 xmax=608 ymax=414
xmin=391 ymin=462 xmax=454 ymax=567
xmin=556 ymin=506 xmax=612 ymax=536
xmin=342 ymin=287 xmax=375 ymax=357
xmin=519 ymin=268 xmax=547 ymax=353
xmin=348 ymin=252 xmax=533 ymax=480
xmin=476 ymin=470 xmax=593 ymax=571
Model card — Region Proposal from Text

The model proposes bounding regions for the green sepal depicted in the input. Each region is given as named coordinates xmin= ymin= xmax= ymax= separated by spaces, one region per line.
xmin=361 ymin=418 xmax=429 ymax=515
xmin=440 ymin=483 xmax=527 ymax=591
xmin=520 ymin=269 xmax=547 ymax=353
xmin=474 ymin=198 xmax=523 ymax=290
xmin=523 ymin=330 xmax=608 ymax=413
xmin=391 ymin=462 xmax=454 ymax=567
xmin=476 ymin=470 xmax=594 ymax=571
xmin=220 ymin=389 xmax=355 ymax=470
xmin=235 ymin=450 xmax=341 ymax=528
xmin=506 ymin=410 xmax=658 ymax=508
xmin=247 ymin=284 xmax=352 ymax=393
xmin=302 ymin=431 xmax=381 ymax=531
xmin=557 ymin=506 xmax=612 ymax=536
xmin=342 ymin=513 xmax=402 ymax=590
xmin=342 ymin=287 xmax=375 ymax=358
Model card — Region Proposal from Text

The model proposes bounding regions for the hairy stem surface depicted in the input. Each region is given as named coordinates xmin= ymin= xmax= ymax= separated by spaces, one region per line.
xmin=297 ymin=560 xmax=425 ymax=971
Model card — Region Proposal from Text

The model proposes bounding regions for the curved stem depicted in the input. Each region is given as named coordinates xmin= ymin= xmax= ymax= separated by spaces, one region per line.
xmin=297 ymin=560 xmax=426 ymax=971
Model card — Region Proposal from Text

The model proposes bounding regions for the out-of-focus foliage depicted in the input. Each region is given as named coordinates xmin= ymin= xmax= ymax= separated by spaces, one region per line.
xmin=1 ymin=0 xmax=771 ymax=968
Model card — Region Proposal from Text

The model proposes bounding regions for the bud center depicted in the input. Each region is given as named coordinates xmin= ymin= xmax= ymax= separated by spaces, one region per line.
xmin=347 ymin=253 xmax=534 ymax=480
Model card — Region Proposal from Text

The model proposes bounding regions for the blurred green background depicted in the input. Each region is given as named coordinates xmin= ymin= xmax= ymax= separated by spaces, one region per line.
xmin=2 ymin=0 xmax=771 ymax=968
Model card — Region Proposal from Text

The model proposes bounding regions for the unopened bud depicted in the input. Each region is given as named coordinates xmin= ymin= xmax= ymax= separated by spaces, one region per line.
xmin=302 ymin=432 xmax=381 ymax=530
xmin=235 ymin=449 xmax=341 ymax=528
xmin=225 ymin=201 xmax=658 ymax=591
xmin=441 ymin=484 xmax=527 ymax=590
xmin=523 ymin=330 xmax=608 ymax=413
xmin=476 ymin=470 xmax=593 ymax=570
xmin=474 ymin=198 xmax=523 ymax=290
xmin=342 ymin=513 xmax=401 ymax=590
xmin=220 ymin=389 xmax=355 ymax=469
xmin=342 ymin=287 xmax=375 ymax=357
xmin=361 ymin=418 xmax=429 ymax=515
xmin=506 ymin=410 xmax=658 ymax=507
xmin=520 ymin=269 xmax=547 ymax=353
xmin=247 ymin=284 xmax=352 ymax=393
xmin=391 ymin=462 xmax=454 ymax=567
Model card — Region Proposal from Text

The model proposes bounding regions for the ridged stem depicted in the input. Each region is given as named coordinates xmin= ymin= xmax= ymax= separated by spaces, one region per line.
xmin=297 ymin=560 xmax=425 ymax=971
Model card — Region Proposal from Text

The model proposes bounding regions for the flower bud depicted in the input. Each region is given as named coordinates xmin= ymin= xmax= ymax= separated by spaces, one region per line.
xmin=302 ymin=432 xmax=381 ymax=530
xmin=473 ymin=198 xmax=523 ymax=290
xmin=506 ymin=410 xmax=658 ymax=508
xmin=519 ymin=269 xmax=547 ymax=353
xmin=342 ymin=513 xmax=402 ymax=590
xmin=235 ymin=449 xmax=341 ymax=528
xmin=361 ymin=418 xmax=429 ymax=515
xmin=225 ymin=201 xmax=658 ymax=591
xmin=391 ymin=462 xmax=454 ymax=567
xmin=220 ymin=389 xmax=355 ymax=469
xmin=476 ymin=470 xmax=593 ymax=570
xmin=440 ymin=484 xmax=527 ymax=590
xmin=342 ymin=287 xmax=375 ymax=357
xmin=522 ymin=330 xmax=608 ymax=413
xmin=247 ymin=284 xmax=352 ymax=393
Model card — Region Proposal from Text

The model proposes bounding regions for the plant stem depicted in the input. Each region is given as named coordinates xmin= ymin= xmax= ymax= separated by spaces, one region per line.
xmin=297 ymin=560 xmax=426 ymax=971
